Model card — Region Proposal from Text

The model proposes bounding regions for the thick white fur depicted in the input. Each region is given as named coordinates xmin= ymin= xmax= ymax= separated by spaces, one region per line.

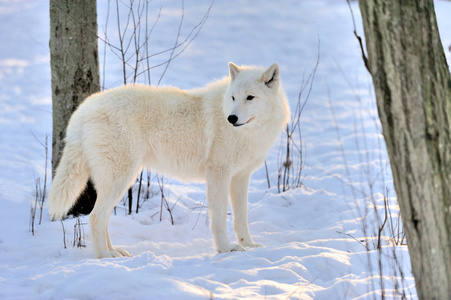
xmin=48 ymin=63 xmax=290 ymax=258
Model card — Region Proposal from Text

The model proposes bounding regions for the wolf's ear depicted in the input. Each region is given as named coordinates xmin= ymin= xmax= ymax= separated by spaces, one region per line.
xmin=262 ymin=63 xmax=280 ymax=89
xmin=229 ymin=62 xmax=240 ymax=81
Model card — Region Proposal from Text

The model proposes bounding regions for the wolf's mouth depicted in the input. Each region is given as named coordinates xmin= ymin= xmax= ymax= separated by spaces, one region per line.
xmin=233 ymin=117 xmax=255 ymax=127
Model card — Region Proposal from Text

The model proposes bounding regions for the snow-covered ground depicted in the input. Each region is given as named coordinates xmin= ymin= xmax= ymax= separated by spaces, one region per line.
xmin=1 ymin=0 xmax=451 ymax=299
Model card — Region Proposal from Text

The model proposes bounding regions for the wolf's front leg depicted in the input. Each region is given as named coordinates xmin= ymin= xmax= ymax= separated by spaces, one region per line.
xmin=230 ymin=170 xmax=264 ymax=249
xmin=206 ymin=167 xmax=245 ymax=253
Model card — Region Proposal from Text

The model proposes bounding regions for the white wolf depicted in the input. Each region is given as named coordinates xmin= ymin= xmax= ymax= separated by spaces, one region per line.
xmin=48 ymin=62 xmax=290 ymax=258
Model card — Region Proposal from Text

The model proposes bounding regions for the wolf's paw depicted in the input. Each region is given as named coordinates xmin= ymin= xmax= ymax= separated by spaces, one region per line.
xmin=113 ymin=247 xmax=131 ymax=257
xmin=238 ymin=238 xmax=265 ymax=249
xmin=99 ymin=248 xmax=131 ymax=259
xmin=217 ymin=243 xmax=246 ymax=253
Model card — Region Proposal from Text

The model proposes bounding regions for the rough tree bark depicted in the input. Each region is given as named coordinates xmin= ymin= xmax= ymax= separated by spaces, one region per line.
xmin=50 ymin=0 xmax=99 ymax=215
xmin=359 ymin=1 xmax=451 ymax=298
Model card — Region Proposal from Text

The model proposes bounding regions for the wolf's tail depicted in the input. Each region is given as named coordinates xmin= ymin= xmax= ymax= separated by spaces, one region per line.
xmin=48 ymin=141 xmax=90 ymax=220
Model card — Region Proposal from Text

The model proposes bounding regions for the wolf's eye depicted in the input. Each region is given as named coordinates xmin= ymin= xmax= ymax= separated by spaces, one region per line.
xmin=232 ymin=96 xmax=235 ymax=101
xmin=246 ymin=95 xmax=254 ymax=101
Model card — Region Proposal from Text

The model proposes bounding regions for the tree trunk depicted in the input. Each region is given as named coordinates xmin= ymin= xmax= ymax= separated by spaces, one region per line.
xmin=359 ymin=1 xmax=451 ymax=298
xmin=50 ymin=0 xmax=99 ymax=215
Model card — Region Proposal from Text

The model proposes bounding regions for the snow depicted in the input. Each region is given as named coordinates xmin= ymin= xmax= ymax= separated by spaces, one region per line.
xmin=1 ymin=0 xmax=451 ymax=299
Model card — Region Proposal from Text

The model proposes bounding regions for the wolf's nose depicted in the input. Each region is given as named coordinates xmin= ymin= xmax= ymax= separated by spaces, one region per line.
xmin=227 ymin=115 xmax=238 ymax=125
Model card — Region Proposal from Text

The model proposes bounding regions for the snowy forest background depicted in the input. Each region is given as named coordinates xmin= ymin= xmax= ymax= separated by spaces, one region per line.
xmin=1 ymin=0 xmax=451 ymax=299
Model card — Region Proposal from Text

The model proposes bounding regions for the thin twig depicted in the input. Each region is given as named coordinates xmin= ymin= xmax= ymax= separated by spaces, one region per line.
xmin=61 ymin=220 xmax=66 ymax=249
xmin=157 ymin=0 xmax=185 ymax=86
xmin=346 ymin=0 xmax=370 ymax=72
xmin=337 ymin=230 xmax=370 ymax=251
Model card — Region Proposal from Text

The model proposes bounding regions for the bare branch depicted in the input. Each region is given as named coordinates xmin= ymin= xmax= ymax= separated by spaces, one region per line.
xmin=346 ymin=0 xmax=370 ymax=72
xmin=157 ymin=0 xmax=185 ymax=86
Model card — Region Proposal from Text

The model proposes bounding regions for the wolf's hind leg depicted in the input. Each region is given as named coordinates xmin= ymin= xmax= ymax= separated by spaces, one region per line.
xmin=105 ymin=213 xmax=131 ymax=257
xmin=89 ymin=167 xmax=140 ymax=258
xmin=90 ymin=199 xmax=123 ymax=258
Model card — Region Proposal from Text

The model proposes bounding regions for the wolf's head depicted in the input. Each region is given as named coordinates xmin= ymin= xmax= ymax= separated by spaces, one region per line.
xmin=223 ymin=63 xmax=290 ymax=131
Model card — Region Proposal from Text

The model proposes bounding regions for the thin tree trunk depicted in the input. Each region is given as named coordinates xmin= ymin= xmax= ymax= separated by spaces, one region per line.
xmin=50 ymin=0 xmax=99 ymax=215
xmin=359 ymin=1 xmax=451 ymax=298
